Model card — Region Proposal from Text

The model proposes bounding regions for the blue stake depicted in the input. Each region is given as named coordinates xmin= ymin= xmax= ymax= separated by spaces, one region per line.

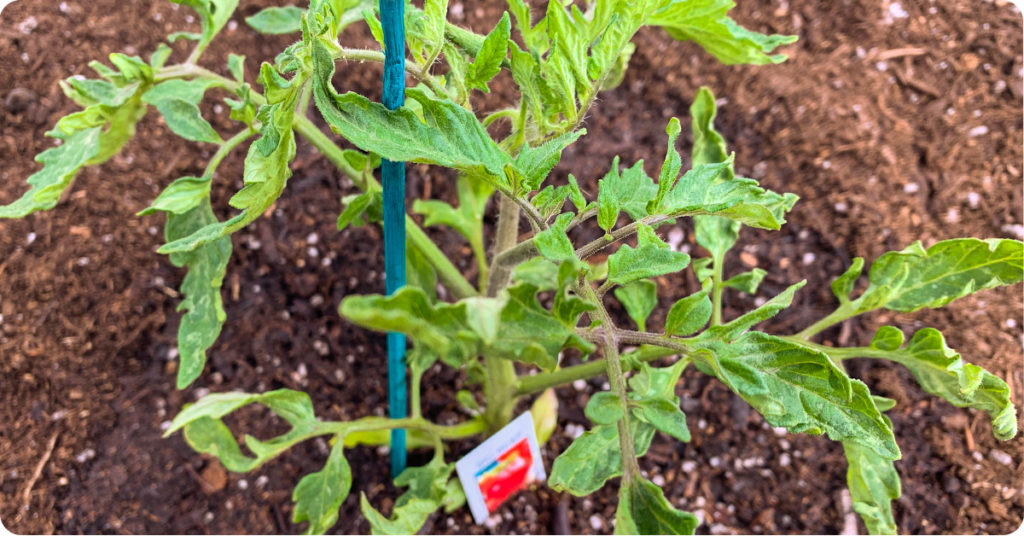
xmin=379 ymin=0 xmax=407 ymax=477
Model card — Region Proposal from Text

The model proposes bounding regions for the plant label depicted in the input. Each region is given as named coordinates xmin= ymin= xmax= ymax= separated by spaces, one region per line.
xmin=455 ymin=411 xmax=546 ymax=524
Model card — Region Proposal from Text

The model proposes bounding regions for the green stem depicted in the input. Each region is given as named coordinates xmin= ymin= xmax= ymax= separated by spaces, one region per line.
xmin=481 ymin=193 xmax=524 ymax=432
xmin=514 ymin=344 xmax=680 ymax=396
xmin=579 ymin=282 xmax=640 ymax=481
xmin=795 ymin=301 xmax=858 ymax=339
xmin=203 ymin=128 xmax=254 ymax=178
xmin=711 ymin=251 xmax=725 ymax=326
xmin=471 ymin=234 xmax=489 ymax=292
xmin=323 ymin=414 xmax=488 ymax=442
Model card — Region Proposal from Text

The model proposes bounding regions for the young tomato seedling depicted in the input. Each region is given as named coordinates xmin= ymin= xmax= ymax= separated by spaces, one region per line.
xmin=3 ymin=1 xmax=1022 ymax=534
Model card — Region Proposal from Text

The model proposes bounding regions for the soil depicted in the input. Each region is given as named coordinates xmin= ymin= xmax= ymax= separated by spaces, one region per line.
xmin=1 ymin=0 xmax=1022 ymax=534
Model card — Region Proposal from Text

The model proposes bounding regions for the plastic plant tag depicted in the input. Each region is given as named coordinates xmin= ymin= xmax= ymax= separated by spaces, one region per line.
xmin=455 ymin=411 xmax=546 ymax=523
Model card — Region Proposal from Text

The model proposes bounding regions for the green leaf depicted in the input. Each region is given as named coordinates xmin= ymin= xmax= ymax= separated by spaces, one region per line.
xmin=492 ymin=279 xmax=595 ymax=370
xmin=406 ymin=244 xmax=439 ymax=303
xmin=843 ymin=439 xmax=900 ymax=535
xmin=360 ymin=456 xmax=458 ymax=535
xmin=614 ymin=280 xmax=658 ymax=331
xmin=160 ymin=66 xmax=298 ymax=254
xmin=293 ymin=439 xmax=352 ymax=535
xmin=514 ymin=130 xmax=585 ymax=192
xmin=246 ymin=5 xmax=305 ymax=34
xmin=549 ymin=420 xmax=656 ymax=496
xmin=652 ymin=118 xmax=683 ymax=211
xmin=722 ymin=268 xmax=766 ymax=294
xmin=139 ymin=175 xmax=210 ymax=216
xmin=627 ymin=361 xmax=691 ymax=442
xmin=142 ymin=79 xmax=222 ymax=143
xmin=864 ymin=327 xmax=1017 ymax=441
xmin=598 ymin=157 xmax=658 ymax=233
xmin=534 ymin=213 xmax=579 ymax=267
xmin=692 ymin=332 xmax=900 ymax=459
xmin=311 ymin=38 xmax=513 ymax=188
xmin=163 ymin=198 xmax=232 ymax=388
xmin=647 ymin=0 xmax=797 ymax=65
xmin=664 ymin=289 xmax=711 ymax=336
xmin=615 ymin=477 xmax=698 ymax=535
xmin=586 ymin=391 xmax=625 ymax=425
xmin=166 ymin=388 xmax=315 ymax=436
xmin=170 ymin=0 xmax=240 ymax=51
xmin=633 ymin=398 xmax=690 ymax=443
xmin=706 ymin=280 xmax=805 ymax=340
xmin=466 ymin=12 xmax=511 ymax=92
xmin=607 ymin=224 xmax=690 ymax=286
xmin=858 ymin=238 xmax=1024 ymax=313
xmin=150 ymin=44 xmax=173 ymax=69
xmin=0 ymin=127 xmax=102 ymax=218
xmin=227 ymin=53 xmax=246 ymax=82
xmin=337 ymin=189 xmax=382 ymax=230
xmin=831 ymin=257 xmax=864 ymax=304
xmin=181 ymin=416 xmax=260 ymax=472
xmin=412 ymin=175 xmax=491 ymax=243
xmin=340 ymin=286 xmax=479 ymax=367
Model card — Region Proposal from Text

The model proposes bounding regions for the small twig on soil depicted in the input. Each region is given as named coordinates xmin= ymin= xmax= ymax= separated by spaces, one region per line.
xmin=875 ymin=47 xmax=928 ymax=61
xmin=19 ymin=430 xmax=59 ymax=513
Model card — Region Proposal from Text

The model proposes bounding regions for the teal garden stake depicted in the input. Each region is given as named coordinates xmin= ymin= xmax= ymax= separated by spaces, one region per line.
xmin=379 ymin=0 xmax=407 ymax=476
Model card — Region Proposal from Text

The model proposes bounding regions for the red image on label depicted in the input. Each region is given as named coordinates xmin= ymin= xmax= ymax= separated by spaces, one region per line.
xmin=474 ymin=437 xmax=534 ymax=513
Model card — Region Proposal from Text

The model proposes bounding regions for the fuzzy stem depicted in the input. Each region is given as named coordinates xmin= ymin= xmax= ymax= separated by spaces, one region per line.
xmin=579 ymin=283 xmax=640 ymax=481
xmin=795 ymin=301 xmax=859 ymax=339
xmin=711 ymin=251 xmax=725 ymax=326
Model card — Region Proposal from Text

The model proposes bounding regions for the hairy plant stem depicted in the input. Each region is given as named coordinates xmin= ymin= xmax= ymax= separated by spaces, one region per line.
xmin=710 ymin=251 xmax=726 ymax=326
xmin=481 ymin=194 xmax=524 ymax=432
xmin=579 ymin=282 xmax=641 ymax=482
xmin=795 ymin=301 xmax=859 ymax=339
xmin=203 ymin=129 xmax=254 ymax=178
xmin=514 ymin=344 xmax=682 ymax=396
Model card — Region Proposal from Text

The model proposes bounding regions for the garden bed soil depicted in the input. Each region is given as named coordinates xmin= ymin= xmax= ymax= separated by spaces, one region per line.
xmin=1 ymin=0 xmax=1022 ymax=534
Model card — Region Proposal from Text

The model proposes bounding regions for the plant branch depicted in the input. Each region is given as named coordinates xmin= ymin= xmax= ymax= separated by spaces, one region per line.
xmin=710 ymin=251 xmax=725 ymax=326
xmin=579 ymin=282 xmax=640 ymax=482
xmin=203 ymin=128 xmax=254 ymax=179
xmin=486 ymin=193 xmax=523 ymax=297
xmin=794 ymin=301 xmax=859 ymax=339
xmin=575 ymin=214 xmax=674 ymax=260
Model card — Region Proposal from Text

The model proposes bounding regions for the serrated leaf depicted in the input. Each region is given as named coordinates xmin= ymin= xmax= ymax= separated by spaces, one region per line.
xmin=293 ymin=439 xmax=352 ymax=535
xmin=311 ymin=38 xmax=513 ymax=188
xmin=514 ymin=130 xmax=584 ymax=192
xmin=665 ymin=289 xmax=711 ymax=336
xmin=586 ymin=391 xmax=625 ymax=425
xmin=859 ymin=238 xmax=1023 ymax=313
xmin=706 ymin=280 xmax=805 ymax=340
xmin=627 ymin=361 xmax=691 ymax=442
xmin=181 ymin=416 xmax=260 ymax=472
xmin=0 ymin=127 xmax=102 ymax=218
xmin=340 ymin=286 xmax=478 ymax=367
xmin=360 ymin=457 xmax=457 ymax=535
xmin=647 ymin=0 xmax=797 ymax=65
xmin=164 ymin=198 xmax=232 ymax=388
xmin=159 ymin=66 xmax=298 ymax=254
xmin=142 ymin=79 xmax=222 ymax=143
xmin=843 ymin=439 xmax=900 ymax=535
xmin=615 ymin=477 xmax=698 ymax=535
xmin=692 ymin=332 xmax=900 ymax=459
xmin=607 ymin=224 xmax=690 ymax=286
xmin=614 ymin=279 xmax=658 ymax=331
xmin=863 ymin=327 xmax=1017 ymax=441
xmin=722 ymin=268 xmax=766 ymax=294
xmin=466 ymin=12 xmax=510 ymax=92
xmin=598 ymin=157 xmax=658 ymax=233
xmin=246 ymin=5 xmax=305 ymax=34
xmin=492 ymin=279 xmax=595 ymax=369
xmin=548 ymin=420 xmax=656 ymax=496
xmin=534 ymin=212 xmax=579 ymax=267
xmin=652 ymin=118 xmax=683 ymax=211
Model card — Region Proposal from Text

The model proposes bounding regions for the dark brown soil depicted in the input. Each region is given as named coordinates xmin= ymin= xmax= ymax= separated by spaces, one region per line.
xmin=2 ymin=0 xmax=1022 ymax=534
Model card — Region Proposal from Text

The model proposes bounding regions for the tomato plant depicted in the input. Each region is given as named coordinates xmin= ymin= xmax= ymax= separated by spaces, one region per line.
xmin=3 ymin=0 xmax=1022 ymax=534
